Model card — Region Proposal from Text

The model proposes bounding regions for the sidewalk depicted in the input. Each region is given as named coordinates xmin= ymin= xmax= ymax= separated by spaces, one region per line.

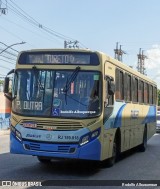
xmin=0 ymin=128 xmax=10 ymax=135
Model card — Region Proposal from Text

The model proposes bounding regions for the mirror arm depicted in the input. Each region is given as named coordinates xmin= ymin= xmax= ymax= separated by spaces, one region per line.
xmin=4 ymin=93 xmax=12 ymax=101
xmin=7 ymin=69 xmax=15 ymax=76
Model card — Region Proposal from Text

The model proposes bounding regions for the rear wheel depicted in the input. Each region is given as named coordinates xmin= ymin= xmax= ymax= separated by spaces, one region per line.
xmin=139 ymin=127 xmax=147 ymax=152
xmin=37 ymin=156 xmax=51 ymax=164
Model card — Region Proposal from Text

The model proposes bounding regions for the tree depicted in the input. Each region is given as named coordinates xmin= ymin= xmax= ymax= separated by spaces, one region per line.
xmin=0 ymin=80 xmax=4 ymax=85
xmin=158 ymin=89 xmax=160 ymax=106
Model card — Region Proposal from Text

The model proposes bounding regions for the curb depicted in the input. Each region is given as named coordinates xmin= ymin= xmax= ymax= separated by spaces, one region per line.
xmin=0 ymin=129 xmax=10 ymax=135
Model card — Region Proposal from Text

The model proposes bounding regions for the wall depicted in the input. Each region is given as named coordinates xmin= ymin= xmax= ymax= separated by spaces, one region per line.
xmin=0 ymin=92 xmax=11 ymax=129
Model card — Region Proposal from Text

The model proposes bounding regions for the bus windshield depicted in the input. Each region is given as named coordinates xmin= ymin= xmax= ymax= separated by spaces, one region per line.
xmin=12 ymin=69 xmax=101 ymax=118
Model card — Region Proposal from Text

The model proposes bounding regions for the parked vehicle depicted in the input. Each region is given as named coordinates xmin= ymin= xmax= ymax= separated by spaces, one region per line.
xmin=156 ymin=111 xmax=160 ymax=132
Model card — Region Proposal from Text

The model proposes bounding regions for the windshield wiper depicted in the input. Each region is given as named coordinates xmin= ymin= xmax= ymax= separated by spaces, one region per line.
xmin=63 ymin=66 xmax=80 ymax=93
xmin=63 ymin=66 xmax=80 ymax=104
xmin=32 ymin=66 xmax=44 ymax=91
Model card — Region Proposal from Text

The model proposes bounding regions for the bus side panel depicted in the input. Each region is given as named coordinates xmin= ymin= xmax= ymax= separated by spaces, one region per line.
xmin=142 ymin=105 xmax=156 ymax=139
xmin=102 ymin=103 xmax=156 ymax=161
xmin=102 ymin=129 xmax=116 ymax=160
xmin=123 ymin=103 xmax=135 ymax=151
xmin=102 ymin=102 xmax=126 ymax=160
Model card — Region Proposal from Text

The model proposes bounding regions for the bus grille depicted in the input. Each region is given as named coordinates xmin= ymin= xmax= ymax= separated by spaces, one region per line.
xmin=23 ymin=142 xmax=76 ymax=153
xmin=19 ymin=119 xmax=84 ymax=130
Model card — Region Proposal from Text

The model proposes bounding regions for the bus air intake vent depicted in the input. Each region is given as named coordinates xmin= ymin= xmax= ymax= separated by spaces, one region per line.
xmin=19 ymin=119 xmax=84 ymax=131
xmin=24 ymin=142 xmax=74 ymax=153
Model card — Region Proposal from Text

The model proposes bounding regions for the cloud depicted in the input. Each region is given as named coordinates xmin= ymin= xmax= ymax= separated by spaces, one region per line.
xmin=145 ymin=45 xmax=160 ymax=69
xmin=144 ymin=45 xmax=160 ymax=88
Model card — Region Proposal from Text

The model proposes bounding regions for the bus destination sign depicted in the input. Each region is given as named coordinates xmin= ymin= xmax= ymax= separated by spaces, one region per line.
xmin=28 ymin=54 xmax=90 ymax=64
xmin=18 ymin=52 xmax=99 ymax=65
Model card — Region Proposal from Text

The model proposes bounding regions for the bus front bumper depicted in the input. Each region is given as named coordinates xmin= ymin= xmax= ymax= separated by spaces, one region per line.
xmin=10 ymin=133 xmax=101 ymax=161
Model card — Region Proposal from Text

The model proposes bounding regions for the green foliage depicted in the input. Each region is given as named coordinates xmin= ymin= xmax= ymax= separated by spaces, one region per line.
xmin=0 ymin=80 xmax=4 ymax=85
xmin=158 ymin=89 xmax=160 ymax=106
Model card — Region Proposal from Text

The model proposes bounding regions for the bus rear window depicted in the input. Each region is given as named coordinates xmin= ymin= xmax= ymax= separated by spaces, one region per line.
xmin=18 ymin=51 xmax=100 ymax=65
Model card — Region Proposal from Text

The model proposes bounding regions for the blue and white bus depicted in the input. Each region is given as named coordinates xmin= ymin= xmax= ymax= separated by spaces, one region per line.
xmin=4 ymin=48 xmax=157 ymax=166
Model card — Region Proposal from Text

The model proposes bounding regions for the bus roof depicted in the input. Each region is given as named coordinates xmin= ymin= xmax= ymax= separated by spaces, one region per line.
xmin=18 ymin=48 xmax=156 ymax=86
xmin=102 ymin=52 xmax=157 ymax=86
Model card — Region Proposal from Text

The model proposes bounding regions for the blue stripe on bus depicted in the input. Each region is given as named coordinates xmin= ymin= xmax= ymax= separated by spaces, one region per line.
xmin=114 ymin=104 xmax=126 ymax=128
xmin=104 ymin=102 xmax=126 ymax=129
xmin=79 ymin=139 xmax=101 ymax=160
xmin=142 ymin=106 xmax=156 ymax=124
xmin=10 ymin=133 xmax=101 ymax=161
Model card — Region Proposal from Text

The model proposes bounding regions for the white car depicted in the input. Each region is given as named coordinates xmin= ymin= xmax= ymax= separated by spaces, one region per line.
xmin=156 ymin=111 xmax=160 ymax=132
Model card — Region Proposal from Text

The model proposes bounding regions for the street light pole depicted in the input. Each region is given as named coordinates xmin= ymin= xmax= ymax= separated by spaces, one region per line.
xmin=0 ymin=42 xmax=19 ymax=53
xmin=0 ymin=41 xmax=26 ymax=55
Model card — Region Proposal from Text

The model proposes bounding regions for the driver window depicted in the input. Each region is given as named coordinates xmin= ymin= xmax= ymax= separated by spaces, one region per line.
xmin=106 ymin=79 xmax=114 ymax=106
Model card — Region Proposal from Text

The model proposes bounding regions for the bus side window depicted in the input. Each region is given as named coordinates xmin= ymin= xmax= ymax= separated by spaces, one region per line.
xmin=105 ymin=76 xmax=114 ymax=107
xmin=104 ymin=76 xmax=114 ymax=122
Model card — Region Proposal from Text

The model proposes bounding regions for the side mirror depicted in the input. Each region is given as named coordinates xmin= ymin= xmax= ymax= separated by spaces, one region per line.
xmin=3 ymin=77 xmax=10 ymax=93
xmin=3 ymin=77 xmax=12 ymax=101
xmin=3 ymin=69 xmax=15 ymax=101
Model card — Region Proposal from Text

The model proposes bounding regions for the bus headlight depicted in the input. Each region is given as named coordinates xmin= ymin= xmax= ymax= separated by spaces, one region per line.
xmin=80 ymin=135 xmax=90 ymax=146
xmin=91 ymin=130 xmax=99 ymax=139
xmin=79 ymin=128 xmax=100 ymax=146
xmin=16 ymin=130 xmax=22 ymax=142
xmin=10 ymin=125 xmax=22 ymax=142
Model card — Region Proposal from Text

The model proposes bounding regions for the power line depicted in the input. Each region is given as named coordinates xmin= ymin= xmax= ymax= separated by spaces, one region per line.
xmin=0 ymin=24 xmax=25 ymax=41
xmin=9 ymin=0 xmax=74 ymax=41
xmin=0 ymin=58 xmax=15 ymax=64
xmin=3 ymin=2 xmax=70 ymax=46
xmin=0 ymin=65 xmax=13 ymax=70
xmin=0 ymin=24 xmax=35 ymax=48
xmin=6 ymin=1 xmax=73 ymax=41
xmin=4 ymin=0 xmax=86 ymax=48
xmin=7 ymin=1 xmax=39 ymax=27
xmin=0 ymin=53 xmax=16 ymax=60
xmin=0 ymin=54 xmax=16 ymax=61
xmin=0 ymin=41 xmax=18 ymax=53
xmin=1 ymin=16 xmax=62 ymax=45
xmin=0 ymin=48 xmax=17 ymax=57
xmin=0 ymin=74 xmax=6 ymax=76
xmin=0 ymin=41 xmax=25 ymax=55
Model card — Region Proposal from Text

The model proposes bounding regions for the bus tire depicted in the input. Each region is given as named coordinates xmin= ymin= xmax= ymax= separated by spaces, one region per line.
xmin=37 ymin=156 xmax=51 ymax=164
xmin=102 ymin=131 xmax=121 ymax=167
xmin=105 ymin=133 xmax=120 ymax=167
xmin=139 ymin=127 xmax=147 ymax=152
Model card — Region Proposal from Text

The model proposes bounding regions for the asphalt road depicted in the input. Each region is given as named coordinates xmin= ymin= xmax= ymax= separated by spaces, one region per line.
xmin=0 ymin=133 xmax=160 ymax=189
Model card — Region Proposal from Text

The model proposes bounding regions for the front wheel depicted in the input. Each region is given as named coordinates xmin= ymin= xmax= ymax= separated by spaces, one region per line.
xmin=102 ymin=136 xmax=120 ymax=167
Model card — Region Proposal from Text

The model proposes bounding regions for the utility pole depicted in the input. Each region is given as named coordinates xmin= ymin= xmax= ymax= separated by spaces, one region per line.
xmin=64 ymin=40 xmax=79 ymax=49
xmin=137 ymin=48 xmax=147 ymax=75
xmin=114 ymin=42 xmax=126 ymax=62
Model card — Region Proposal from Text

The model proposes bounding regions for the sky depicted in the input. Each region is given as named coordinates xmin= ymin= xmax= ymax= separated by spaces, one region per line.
xmin=1 ymin=0 xmax=160 ymax=87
